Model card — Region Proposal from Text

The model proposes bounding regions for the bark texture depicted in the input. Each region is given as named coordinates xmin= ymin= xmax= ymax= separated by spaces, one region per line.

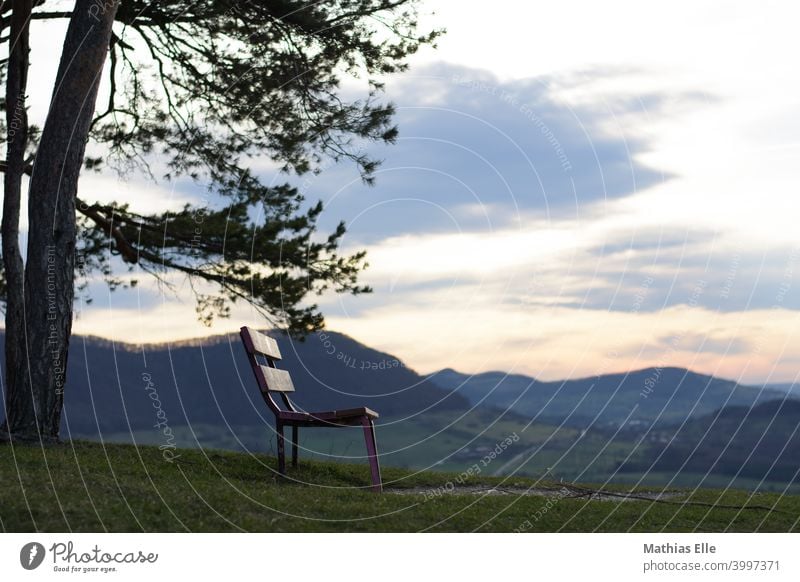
xmin=2 ymin=0 xmax=33 ymax=439
xmin=4 ymin=0 xmax=119 ymax=441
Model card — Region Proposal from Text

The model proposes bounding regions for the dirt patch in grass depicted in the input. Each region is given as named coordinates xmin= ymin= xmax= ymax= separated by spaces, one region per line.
xmin=387 ymin=485 xmax=682 ymax=502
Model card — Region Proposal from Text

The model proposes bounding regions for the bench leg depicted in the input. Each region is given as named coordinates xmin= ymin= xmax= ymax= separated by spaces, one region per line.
xmin=276 ymin=422 xmax=286 ymax=475
xmin=361 ymin=417 xmax=382 ymax=492
xmin=291 ymin=425 xmax=299 ymax=468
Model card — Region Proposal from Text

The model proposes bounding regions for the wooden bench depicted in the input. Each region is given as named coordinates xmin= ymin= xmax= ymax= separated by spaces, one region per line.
xmin=240 ymin=326 xmax=382 ymax=492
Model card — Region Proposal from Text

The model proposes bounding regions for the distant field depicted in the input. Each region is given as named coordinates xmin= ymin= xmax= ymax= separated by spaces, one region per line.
xmin=71 ymin=407 xmax=800 ymax=494
xmin=1 ymin=441 xmax=798 ymax=532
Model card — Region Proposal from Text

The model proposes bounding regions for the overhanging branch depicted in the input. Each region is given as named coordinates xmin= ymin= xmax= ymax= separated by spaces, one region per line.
xmin=77 ymin=201 xmax=140 ymax=264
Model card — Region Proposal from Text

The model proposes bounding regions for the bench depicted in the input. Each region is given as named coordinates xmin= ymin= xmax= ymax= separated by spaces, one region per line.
xmin=240 ymin=326 xmax=382 ymax=492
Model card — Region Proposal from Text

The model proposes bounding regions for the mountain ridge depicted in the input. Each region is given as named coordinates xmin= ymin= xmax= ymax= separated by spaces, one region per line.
xmin=429 ymin=365 xmax=794 ymax=428
xmin=1 ymin=330 xmax=795 ymax=438
xmin=0 ymin=329 xmax=468 ymax=436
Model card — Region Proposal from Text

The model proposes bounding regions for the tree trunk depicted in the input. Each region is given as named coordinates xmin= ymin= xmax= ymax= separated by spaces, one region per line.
xmin=1 ymin=0 xmax=33 ymax=439
xmin=4 ymin=0 xmax=119 ymax=441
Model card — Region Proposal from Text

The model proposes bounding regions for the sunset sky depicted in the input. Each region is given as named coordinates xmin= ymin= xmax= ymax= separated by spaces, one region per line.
xmin=23 ymin=1 xmax=800 ymax=384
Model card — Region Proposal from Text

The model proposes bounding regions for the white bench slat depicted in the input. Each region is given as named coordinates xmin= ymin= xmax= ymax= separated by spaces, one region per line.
xmin=241 ymin=326 xmax=282 ymax=360
xmin=259 ymin=365 xmax=295 ymax=392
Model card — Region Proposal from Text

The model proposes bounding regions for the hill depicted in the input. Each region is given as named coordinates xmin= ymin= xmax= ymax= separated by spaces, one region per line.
xmin=0 ymin=330 xmax=468 ymax=437
xmin=1 ymin=441 xmax=797 ymax=532
xmin=1 ymin=331 xmax=797 ymax=492
xmin=620 ymin=399 xmax=800 ymax=484
xmin=764 ymin=382 xmax=800 ymax=396
xmin=430 ymin=367 xmax=792 ymax=429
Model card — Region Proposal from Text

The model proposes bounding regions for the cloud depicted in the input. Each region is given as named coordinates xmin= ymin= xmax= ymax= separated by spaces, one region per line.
xmin=653 ymin=333 xmax=753 ymax=356
xmin=300 ymin=62 xmax=681 ymax=243
xmin=65 ymin=60 xmax=800 ymax=384
xmin=324 ymin=302 xmax=800 ymax=384
xmin=575 ymin=239 xmax=800 ymax=313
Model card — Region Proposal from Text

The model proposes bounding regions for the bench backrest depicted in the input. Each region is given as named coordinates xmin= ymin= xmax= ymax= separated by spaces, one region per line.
xmin=240 ymin=326 xmax=296 ymax=413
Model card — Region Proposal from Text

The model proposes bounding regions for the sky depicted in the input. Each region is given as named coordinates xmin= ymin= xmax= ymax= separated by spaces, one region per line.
xmin=16 ymin=1 xmax=800 ymax=384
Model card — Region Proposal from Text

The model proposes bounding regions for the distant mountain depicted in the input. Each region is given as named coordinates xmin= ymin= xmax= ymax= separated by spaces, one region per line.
xmin=620 ymin=399 xmax=800 ymax=483
xmin=4 ymin=328 xmax=798 ymax=487
xmin=0 ymin=330 xmax=468 ymax=437
xmin=762 ymin=382 xmax=800 ymax=396
xmin=429 ymin=367 xmax=794 ymax=429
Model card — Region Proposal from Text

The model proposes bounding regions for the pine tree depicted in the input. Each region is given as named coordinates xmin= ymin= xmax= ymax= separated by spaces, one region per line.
xmin=0 ymin=0 xmax=440 ymax=441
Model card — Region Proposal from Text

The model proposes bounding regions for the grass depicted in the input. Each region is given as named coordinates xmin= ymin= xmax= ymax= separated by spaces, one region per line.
xmin=71 ymin=409 xmax=636 ymax=481
xmin=1 ymin=441 xmax=798 ymax=532
xmin=76 ymin=410 xmax=800 ymax=493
